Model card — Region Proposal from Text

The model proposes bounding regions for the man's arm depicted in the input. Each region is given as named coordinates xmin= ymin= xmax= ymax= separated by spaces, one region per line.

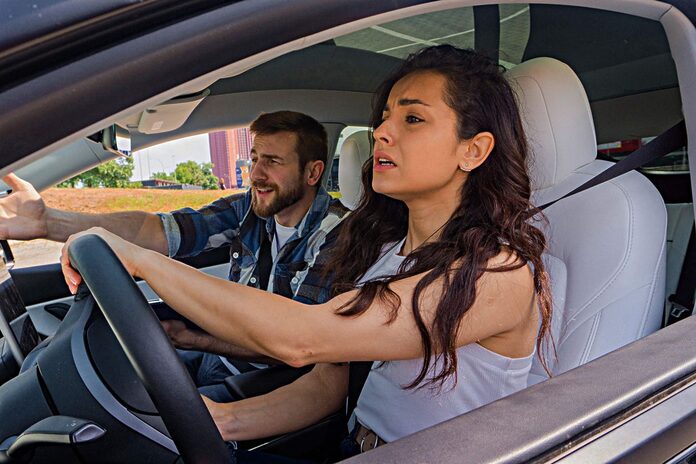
xmin=46 ymin=208 xmax=168 ymax=254
xmin=161 ymin=320 xmax=282 ymax=365
xmin=203 ymin=362 xmax=348 ymax=441
xmin=0 ymin=174 xmax=168 ymax=254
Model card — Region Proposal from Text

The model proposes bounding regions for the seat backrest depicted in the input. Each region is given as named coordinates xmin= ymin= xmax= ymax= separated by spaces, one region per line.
xmin=338 ymin=130 xmax=371 ymax=210
xmin=508 ymin=58 xmax=667 ymax=383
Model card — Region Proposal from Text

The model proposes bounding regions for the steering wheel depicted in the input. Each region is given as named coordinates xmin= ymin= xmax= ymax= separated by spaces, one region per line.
xmin=68 ymin=234 xmax=229 ymax=463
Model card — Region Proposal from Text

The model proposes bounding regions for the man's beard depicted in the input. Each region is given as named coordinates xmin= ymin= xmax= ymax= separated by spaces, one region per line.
xmin=251 ymin=179 xmax=304 ymax=218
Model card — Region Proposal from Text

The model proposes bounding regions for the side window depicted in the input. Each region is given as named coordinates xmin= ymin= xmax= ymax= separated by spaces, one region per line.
xmin=598 ymin=139 xmax=689 ymax=173
xmin=11 ymin=129 xmax=251 ymax=269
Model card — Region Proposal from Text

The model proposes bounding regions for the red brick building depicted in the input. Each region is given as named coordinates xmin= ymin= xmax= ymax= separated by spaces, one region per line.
xmin=208 ymin=128 xmax=252 ymax=188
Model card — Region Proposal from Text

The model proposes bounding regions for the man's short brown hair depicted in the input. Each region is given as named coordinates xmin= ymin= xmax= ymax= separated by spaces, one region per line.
xmin=250 ymin=111 xmax=328 ymax=170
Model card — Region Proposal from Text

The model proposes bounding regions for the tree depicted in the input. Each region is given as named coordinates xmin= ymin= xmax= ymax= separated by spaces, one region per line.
xmin=58 ymin=157 xmax=135 ymax=188
xmin=151 ymin=171 xmax=177 ymax=181
xmin=173 ymin=161 xmax=219 ymax=190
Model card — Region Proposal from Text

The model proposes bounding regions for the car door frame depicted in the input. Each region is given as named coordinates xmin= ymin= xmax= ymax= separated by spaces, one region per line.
xmin=0 ymin=0 xmax=695 ymax=462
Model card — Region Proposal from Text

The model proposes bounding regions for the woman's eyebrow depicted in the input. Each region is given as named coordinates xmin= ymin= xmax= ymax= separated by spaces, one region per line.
xmin=398 ymin=98 xmax=430 ymax=107
xmin=383 ymin=98 xmax=431 ymax=113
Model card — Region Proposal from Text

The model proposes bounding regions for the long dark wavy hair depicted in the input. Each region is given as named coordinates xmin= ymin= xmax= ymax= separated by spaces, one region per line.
xmin=327 ymin=45 xmax=553 ymax=390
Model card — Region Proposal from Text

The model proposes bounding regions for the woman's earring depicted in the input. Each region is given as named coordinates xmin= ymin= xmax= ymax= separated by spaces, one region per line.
xmin=460 ymin=163 xmax=470 ymax=172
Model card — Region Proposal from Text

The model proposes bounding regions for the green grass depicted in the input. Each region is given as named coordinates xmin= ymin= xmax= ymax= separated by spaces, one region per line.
xmin=43 ymin=187 xmax=342 ymax=214
xmin=104 ymin=190 xmax=227 ymax=212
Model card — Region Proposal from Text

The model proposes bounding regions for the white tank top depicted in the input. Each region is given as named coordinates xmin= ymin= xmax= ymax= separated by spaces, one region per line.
xmin=354 ymin=239 xmax=534 ymax=443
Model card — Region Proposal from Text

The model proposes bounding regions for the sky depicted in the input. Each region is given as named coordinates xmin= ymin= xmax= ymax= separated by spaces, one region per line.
xmin=131 ymin=134 xmax=211 ymax=181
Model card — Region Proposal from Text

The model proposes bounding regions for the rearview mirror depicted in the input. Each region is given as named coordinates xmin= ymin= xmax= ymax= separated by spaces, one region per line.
xmin=102 ymin=124 xmax=131 ymax=157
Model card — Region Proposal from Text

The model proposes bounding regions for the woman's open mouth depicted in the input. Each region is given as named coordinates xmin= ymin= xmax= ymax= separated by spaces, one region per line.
xmin=374 ymin=153 xmax=397 ymax=171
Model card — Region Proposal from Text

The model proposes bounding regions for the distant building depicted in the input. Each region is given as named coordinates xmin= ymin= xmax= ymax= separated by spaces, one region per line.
xmin=209 ymin=128 xmax=252 ymax=188
xmin=231 ymin=128 xmax=253 ymax=161
xmin=209 ymin=131 xmax=231 ymax=189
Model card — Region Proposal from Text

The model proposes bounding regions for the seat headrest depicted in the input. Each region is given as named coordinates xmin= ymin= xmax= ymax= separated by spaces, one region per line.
xmin=507 ymin=58 xmax=597 ymax=191
xmin=338 ymin=130 xmax=371 ymax=210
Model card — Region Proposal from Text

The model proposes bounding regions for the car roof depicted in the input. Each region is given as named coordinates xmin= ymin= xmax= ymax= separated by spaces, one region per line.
xmin=129 ymin=5 xmax=681 ymax=151
xmin=0 ymin=0 xmax=131 ymax=51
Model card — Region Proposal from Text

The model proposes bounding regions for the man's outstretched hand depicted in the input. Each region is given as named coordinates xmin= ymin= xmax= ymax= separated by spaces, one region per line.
xmin=0 ymin=174 xmax=48 ymax=241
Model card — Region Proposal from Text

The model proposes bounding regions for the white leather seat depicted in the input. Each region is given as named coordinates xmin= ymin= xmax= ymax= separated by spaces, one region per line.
xmin=338 ymin=130 xmax=372 ymax=210
xmin=508 ymin=58 xmax=668 ymax=384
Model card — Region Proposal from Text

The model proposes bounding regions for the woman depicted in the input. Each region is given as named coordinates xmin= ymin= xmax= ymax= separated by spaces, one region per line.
xmin=61 ymin=45 xmax=552 ymax=460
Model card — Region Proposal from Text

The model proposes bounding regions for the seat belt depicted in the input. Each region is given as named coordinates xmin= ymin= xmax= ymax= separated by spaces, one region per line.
xmin=222 ymin=229 xmax=274 ymax=375
xmin=256 ymin=229 xmax=273 ymax=291
xmin=346 ymin=361 xmax=371 ymax=420
xmin=538 ymin=120 xmax=687 ymax=211
xmin=666 ymin=226 xmax=696 ymax=325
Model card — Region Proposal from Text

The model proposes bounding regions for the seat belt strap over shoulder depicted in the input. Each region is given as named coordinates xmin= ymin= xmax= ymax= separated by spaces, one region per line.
xmin=347 ymin=361 xmax=371 ymax=419
xmin=256 ymin=229 xmax=273 ymax=291
xmin=539 ymin=120 xmax=687 ymax=211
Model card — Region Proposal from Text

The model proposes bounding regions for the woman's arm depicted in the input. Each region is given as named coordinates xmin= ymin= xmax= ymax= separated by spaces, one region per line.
xmin=204 ymin=363 xmax=348 ymax=441
xmin=161 ymin=320 xmax=283 ymax=364
xmin=62 ymin=228 xmax=536 ymax=366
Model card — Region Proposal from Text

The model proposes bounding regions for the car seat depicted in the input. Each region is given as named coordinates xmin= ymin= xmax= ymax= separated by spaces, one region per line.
xmin=507 ymin=58 xmax=668 ymax=384
xmin=338 ymin=130 xmax=372 ymax=210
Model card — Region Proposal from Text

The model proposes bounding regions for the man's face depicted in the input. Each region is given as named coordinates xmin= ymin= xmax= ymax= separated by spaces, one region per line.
xmin=250 ymin=131 xmax=305 ymax=218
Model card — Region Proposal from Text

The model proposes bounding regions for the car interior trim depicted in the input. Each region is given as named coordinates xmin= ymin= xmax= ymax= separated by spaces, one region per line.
xmin=556 ymin=374 xmax=696 ymax=462
xmin=660 ymin=6 xmax=696 ymax=223
xmin=666 ymin=439 xmax=696 ymax=464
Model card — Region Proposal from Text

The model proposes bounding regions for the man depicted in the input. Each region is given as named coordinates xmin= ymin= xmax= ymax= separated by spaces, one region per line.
xmin=0 ymin=110 xmax=348 ymax=401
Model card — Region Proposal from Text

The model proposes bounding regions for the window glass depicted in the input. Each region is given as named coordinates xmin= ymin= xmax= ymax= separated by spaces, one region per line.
xmin=335 ymin=7 xmax=477 ymax=59
xmin=598 ymin=139 xmax=689 ymax=173
xmin=499 ymin=4 xmax=530 ymax=67
xmin=336 ymin=5 xmax=530 ymax=66
xmin=11 ymin=131 xmax=246 ymax=268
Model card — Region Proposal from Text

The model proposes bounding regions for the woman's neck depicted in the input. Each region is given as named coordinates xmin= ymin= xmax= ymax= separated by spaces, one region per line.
xmin=402 ymin=193 xmax=459 ymax=255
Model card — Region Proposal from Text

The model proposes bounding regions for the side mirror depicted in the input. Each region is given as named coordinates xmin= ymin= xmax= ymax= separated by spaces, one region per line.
xmin=101 ymin=124 xmax=131 ymax=157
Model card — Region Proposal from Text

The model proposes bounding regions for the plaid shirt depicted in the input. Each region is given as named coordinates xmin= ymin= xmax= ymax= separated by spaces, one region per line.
xmin=158 ymin=187 xmax=348 ymax=305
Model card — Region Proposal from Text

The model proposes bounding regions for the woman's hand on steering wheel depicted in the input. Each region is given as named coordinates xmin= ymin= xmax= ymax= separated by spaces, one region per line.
xmin=61 ymin=227 xmax=143 ymax=294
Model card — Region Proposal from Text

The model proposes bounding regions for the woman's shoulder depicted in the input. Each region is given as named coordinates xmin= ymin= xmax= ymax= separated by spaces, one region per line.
xmin=482 ymin=249 xmax=534 ymax=297
xmin=447 ymin=249 xmax=538 ymax=352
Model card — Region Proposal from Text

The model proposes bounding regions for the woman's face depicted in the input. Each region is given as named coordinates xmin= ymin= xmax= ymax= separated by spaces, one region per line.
xmin=372 ymin=71 xmax=466 ymax=203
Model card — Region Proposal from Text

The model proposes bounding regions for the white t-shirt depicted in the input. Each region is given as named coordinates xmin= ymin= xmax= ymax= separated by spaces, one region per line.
xmin=353 ymin=239 xmax=534 ymax=442
xmin=272 ymin=220 xmax=296 ymax=262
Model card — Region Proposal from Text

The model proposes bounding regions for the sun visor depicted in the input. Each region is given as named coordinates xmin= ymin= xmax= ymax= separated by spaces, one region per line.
xmin=136 ymin=88 xmax=210 ymax=134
